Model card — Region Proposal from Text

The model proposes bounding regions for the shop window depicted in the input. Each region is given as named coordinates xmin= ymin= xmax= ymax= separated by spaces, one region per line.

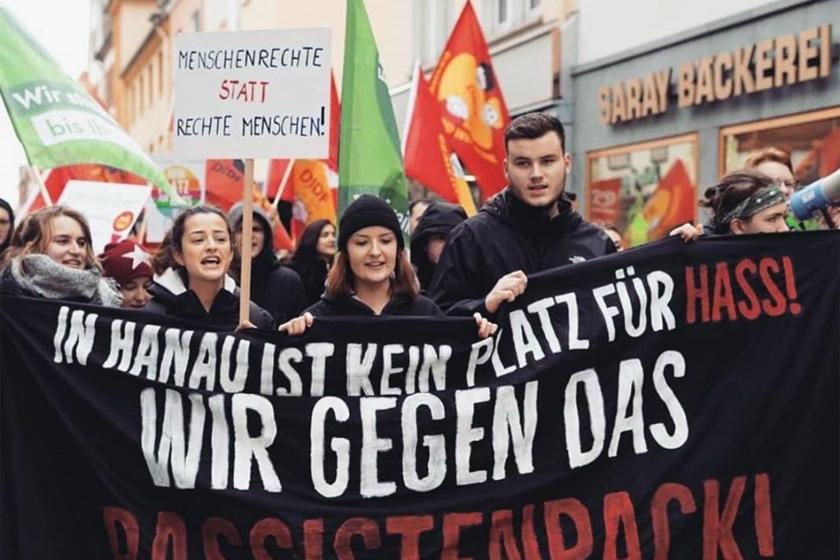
xmin=719 ymin=107 xmax=840 ymax=187
xmin=483 ymin=0 xmax=540 ymax=37
xmin=586 ymin=133 xmax=699 ymax=247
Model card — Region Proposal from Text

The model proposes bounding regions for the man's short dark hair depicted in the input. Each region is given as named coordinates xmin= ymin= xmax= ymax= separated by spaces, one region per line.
xmin=504 ymin=112 xmax=566 ymax=154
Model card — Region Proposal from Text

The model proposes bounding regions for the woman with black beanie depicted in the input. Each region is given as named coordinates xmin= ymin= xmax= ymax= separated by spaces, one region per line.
xmin=279 ymin=195 xmax=495 ymax=337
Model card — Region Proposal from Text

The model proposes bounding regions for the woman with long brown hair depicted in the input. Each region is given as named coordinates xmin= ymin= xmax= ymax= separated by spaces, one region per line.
xmin=0 ymin=205 xmax=120 ymax=306
xmin=280 ymin=195 xmax=495 ymax=337
xmin=144 ymin=205 xmax=273 ymax=329
xmin=289 ymin=219 xmax=337 ymax=306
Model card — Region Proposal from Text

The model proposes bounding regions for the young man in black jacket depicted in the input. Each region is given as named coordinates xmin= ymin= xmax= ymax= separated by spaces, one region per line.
xmin=428 ymin=112 xmax=615 ymax=315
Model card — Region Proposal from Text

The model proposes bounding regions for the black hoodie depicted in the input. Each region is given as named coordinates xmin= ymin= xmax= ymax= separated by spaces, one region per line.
xmin=428 ymin=187 xmax=615 ymax=315
xmin=410 ymin=202 xmax=468 ymax=292
xmin=306 ymin=293 xmax=441 ymax=317
xmin=227 ymin=205 xmax=307 ymax=325
xmin=145 ymin=268 xmax=273 ymax=330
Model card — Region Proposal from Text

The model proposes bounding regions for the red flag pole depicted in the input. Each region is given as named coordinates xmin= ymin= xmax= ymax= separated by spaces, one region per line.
xmin=239 ymin=158 xmax=255 ymax=326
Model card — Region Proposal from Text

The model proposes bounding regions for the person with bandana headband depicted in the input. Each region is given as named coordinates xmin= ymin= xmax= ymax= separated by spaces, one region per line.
xmin=703 ymin=170 xmax=789 ymax=235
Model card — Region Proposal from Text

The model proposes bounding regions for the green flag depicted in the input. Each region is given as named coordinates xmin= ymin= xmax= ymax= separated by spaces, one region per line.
xmin=338 ymin=0 xmax=409 ymax=231
xmin=0 ymin=6 xmax=177 ymax=199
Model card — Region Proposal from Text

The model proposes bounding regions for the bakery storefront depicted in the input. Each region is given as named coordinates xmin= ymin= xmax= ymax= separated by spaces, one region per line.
xmin=571 ymin=2 xmax=838 ymax=246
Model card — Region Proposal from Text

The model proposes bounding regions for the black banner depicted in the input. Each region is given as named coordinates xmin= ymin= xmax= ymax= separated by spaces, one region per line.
xmin=1 ymin=233 xmax=838 ymax=559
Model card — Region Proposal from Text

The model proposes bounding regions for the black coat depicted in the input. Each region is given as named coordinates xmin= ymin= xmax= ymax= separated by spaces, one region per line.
xmin=289 ymin=258 xmax=330 ymax=307
xmin=250 ymin=262 xmax=306 ymax=325
xmin=145 ymin=268 xmax=273 ymax=330
xmin=410 ymin=202 xmax=468 ymax=292
xmin=228 ymin=205 xmax=307 ymax=325
xmin=305 ymin=293 xmax=441 ymax=317
xmin=428 ymin=188 xmax=616 ymax=315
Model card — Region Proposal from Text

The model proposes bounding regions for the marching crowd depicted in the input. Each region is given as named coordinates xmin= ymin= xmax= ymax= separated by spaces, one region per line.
xmin=0 ymin=112 xmax=835 ymax=333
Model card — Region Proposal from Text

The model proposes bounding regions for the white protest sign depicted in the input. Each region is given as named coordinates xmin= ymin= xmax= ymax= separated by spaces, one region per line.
xmin=174 ymin=29 xmax=331 ymax=159
xmin=57 ymin=181 xmax=152 ymax=253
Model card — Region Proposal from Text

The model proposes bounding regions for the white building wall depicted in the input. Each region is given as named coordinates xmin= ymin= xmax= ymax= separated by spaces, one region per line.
xmin=577 ymin=0 xmax=773 ymax=65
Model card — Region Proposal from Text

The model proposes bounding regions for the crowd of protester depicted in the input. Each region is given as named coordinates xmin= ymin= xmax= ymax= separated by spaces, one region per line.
xmin=0 ymin=112 xmax=835 ymax=336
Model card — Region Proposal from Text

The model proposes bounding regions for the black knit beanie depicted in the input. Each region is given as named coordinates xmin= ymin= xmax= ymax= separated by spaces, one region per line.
xmin=338 ymin=195 xmax=404 ymax=251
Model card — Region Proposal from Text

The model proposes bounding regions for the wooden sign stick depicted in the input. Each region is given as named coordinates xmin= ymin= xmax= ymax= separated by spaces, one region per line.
xmin=238 ymin=158 xmax=255 ymax=325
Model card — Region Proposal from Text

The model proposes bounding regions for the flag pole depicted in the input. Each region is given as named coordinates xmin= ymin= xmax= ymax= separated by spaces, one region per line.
xmin=32 ymin=165 xmax=53 ymax=207
xmin=135 ymin=206 xmax=148 ymax=244
xmin=239 ymin=158 xmax=255 ymax=326
xmin=271 ymin=159 xmax=296 ymax=209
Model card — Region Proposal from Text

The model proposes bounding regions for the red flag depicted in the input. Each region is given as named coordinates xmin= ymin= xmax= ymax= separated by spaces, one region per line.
xmin=643 ymin=159 xmax=696 ymax=240
xmin=403 ymin=65 xmax=477 ymax=215
xmin=429 ymin=1 xmax=510 ymax=200
xmin=205 ymin=159 xmax=246 ymax=211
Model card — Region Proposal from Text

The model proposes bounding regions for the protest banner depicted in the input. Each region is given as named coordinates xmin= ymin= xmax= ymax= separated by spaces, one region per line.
xmin=1 ymin=233 xmax=837 ymax=558
xmin=173 ymin=28 xmax=331 ymax=323
xmin=56 ymin=180 xmax=152 ymax=252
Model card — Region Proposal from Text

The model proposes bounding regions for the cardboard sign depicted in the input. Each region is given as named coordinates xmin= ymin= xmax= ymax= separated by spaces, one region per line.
xmin=173 ymin=29 xmax=331 ymax=159
xmin=57 ymin=180 xmax=151 ymax=252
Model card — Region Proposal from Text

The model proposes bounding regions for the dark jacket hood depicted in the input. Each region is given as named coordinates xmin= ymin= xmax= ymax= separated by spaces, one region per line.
xmin=410 ymin=202 xmax=468 ymax=253
xmin=145 ymin=267 xmax=273 ymax=330
xmin=306 ymin=291 xmax=441 ymax=318
xmin=227 ymin=204 xmax=276 ymax=265
xmin=148 ymin=268 xmax=238 ymax=309
xmin=481 ymin=187 xmax=582 ymax=236
xmin=410 ymin=202 xmax=468 ymax=291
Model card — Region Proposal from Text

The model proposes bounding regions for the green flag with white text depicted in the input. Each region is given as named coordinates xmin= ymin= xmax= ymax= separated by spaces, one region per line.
xmin=0 ymin=6 xmax=176 ymax=198
xmin=338 ymin=0 xmax=409 ymax=230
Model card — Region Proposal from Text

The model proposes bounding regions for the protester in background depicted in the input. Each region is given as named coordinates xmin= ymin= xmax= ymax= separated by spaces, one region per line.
xmin=429 ymin=112 xmax=615 ymax=315
xmin=145 ymin=205 xmax=273 ymax=329
xmin=227 ymin=204 xmax=306 ymax=325
xmin=409 ymin=198 xmax=432 ymax=234
xmin=0 ymin=206 xmax=120 ymax=306
xmin=744 ymin=147 xmax=798 ymax=199
xmin=410 ymin=201 xmax=467 ymax=292
xmin=280 ymin=195 xmax=495 ymax=337
xmin=703 ymin=170 xmax=789 ymax=235
xmin=0 ymin=197 xmax=15 ymax=257
xmin=99 ymin=239 xmax=153 ymax=309
xmin=289 ymin=219 xmax=337 ymax=306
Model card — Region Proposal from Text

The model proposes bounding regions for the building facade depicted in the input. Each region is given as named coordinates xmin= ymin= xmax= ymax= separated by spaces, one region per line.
xmin=89 ymin=0 xmax=573 ymax=162
xmin=570 ymin=0 xmax=839 ymax=245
